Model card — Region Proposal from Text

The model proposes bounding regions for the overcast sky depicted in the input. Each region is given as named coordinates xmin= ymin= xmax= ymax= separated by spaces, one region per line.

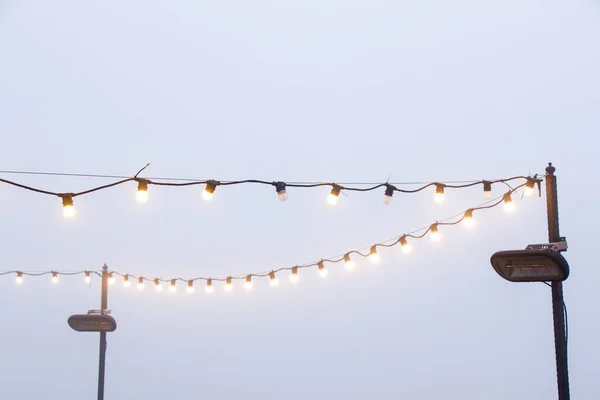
xmin=1 ymin=1 xmax=599 ymax=399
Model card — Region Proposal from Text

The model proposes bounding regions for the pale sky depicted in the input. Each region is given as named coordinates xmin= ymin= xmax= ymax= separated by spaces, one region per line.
xmin=0 ymin=1 xmax=599 ymax=399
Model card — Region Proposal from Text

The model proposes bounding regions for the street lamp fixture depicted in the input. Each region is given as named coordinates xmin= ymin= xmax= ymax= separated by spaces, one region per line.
xmin=490 ymin=245 xmax=569 ymax=283
xmin=68 ymin=311 xmax=117 ymax=333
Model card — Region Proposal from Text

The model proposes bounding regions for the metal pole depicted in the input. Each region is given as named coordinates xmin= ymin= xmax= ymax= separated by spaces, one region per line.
xmin=545 ymin=163 xmax=570 ymax=400
xmin=98 ymin=265 xmax=109 ymax=400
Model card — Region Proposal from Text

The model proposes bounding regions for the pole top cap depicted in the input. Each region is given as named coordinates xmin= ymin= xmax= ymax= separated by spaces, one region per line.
xmin=546 ymin=162 xmax=556 ymax=175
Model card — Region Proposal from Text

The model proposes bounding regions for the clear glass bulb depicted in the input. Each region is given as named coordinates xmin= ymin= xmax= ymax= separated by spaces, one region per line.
xmin=430 ymin=231 xmax=441 ymax=242
xmin=369 ymin=253 xmax=380 ymax=264
xmin=187 ymin=285 xmax=195 ymax=294
xmin=108 ymin=275 xmax=115 ymax=285
xmin=138 ymin=281 xmax=144 ymax=290
xmin=205 ymin=285 xmax=214 ymax=293
xmin=318 ymin=266 xmax=328 ymax=277
xmin=124 ymin=279 xmax=131 ymax=288
xmin=63 ymin=205 xmax=76 ymax=218
xmin=278 ymin=190 xmax=288 ymax=202
xmin=290 ymin=273 xmax=299 ymax=283
xmin=169 ymin=285 xmax=176 ymax=293
xmin=463 ymin=216 xmax=475 ymax=229
xmin=484 ymin=190 xmax=493 ymax=200
xmin=434 ymin=192 xmax=445 ymax=204
xmin=504 ymin=201 xmax=515 ymax=213
xmin=52 ymin=275 xmax=59 ymax=284
xmin=202 ymin=190 xmax=214 ymax=201
xmin=327 ymin=193 xmax=338 ymax=205
xmin=224 ymin=283 xmax=233 ymax=292
xmin=524 ymin=186 xmax=534 ymax=197
xmin=136 ymin=189 xmax=149 ymax=204
xmin=270 ymin=278 xmax=279 ymax=287
xmin=244 ymin=281 xmax=253 ymax=290
xmin=344 ymin=260 xmax=355 ymax=271
xmin=85 ymin=274 xmax=91 ymax=284
xmin=16 ymin=274 xmax=23 ymax=284
xmin=384 ymin=195 xmax=392 ymax=205
xmin=155 ymin=282 xmax=162 ymax=291
xmin=401 ymin=243 xmax=412 ymax=254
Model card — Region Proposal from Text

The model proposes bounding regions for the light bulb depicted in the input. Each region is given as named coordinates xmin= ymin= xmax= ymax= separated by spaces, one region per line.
xmin=51 ymin=272 xmax=58 ymax=284
xmin=187 ymin=280 xmax=195 ymax=293
xmin=524 ymin=178 xmax=536 ymax=197
xmin=244 ymin=275 xmax=253 ymax=290
xmin=62 ymin=195 xmax=76 ymax=218
xmin=430 ymin=224 xmax=441 ymax=241
xmin=169 ymin=279 xmax=177 ymax=293
xmin=434 ymin=184 xmax=445 ymax=204
xmin=154 ymin=279 xmax=162 ymax=291
xmin=203 ymin=180 xmax=218 ymax=201
xmin=225 ymin=276 xmax=233 ymax=292
xmin=16 ymin=272 xmax=23 ymax=284
xmin=399 ymin=236 xmax=412 ymax=254
xmin=84 ymin=271 xmax=91 ymax=284
xmin=136 ymin=180 xmax=149 ymax=204
xmin=138 ymin=277 xmax=145 ymax=290
xmin=327 ymin=185 xmax=341 ymax=205
xmin=290 ymin=267 xmax=299 ymax=283
xmin=108 ymin=273 xmax=115 ymax=285
xmin=124 ymin=274 xmax=131 ymax=287
xmin=318 ymin=261 xmax=328 ymax=277
xmin=463 ymin=209 xmax=475 ymax=229
xmin=205 ymin=279 xmax=214 ymax=293
xmin=343 ymin=254 xmax=355 ymax=271
xmin=369 ymin=246 xmax=380 ymax=264
xmin=275 ymin=181 xmax=288 ymax=202
xmin=269 ymin=271 xmax=279 ymax=286
xmin=504 ymin=193 xmax=515 ymax=212
xmin=384 ymin=184 xmax=394 ymax=205
xmin=483 ymin=181 xmax=492 ymax=200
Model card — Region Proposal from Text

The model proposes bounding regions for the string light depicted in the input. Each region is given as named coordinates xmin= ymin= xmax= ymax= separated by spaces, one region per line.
xmin=154 ymin=279 xmax=162 ymax=291
xmin=483 ymin=181 xmax=493 ymax=199
xmin=399 ymin=235 xmax=412 ymax=254
xmin=244 ymin=275 xmax=253 ymax=290
xmin=430 ymin=223 xmax=441 ymax=241
xmin=138 ymin=277 xmax=144 ymax=290
xmin=124 ymin=274 xmax=131 ymax=287
xmin=343 ymin=254 xmax=355 ymax=270
xmin=85 ymin=271 xmax=91 ymax=284
xmin=317 ymin=261 xmax=328 ymax=277
xmin=384 ymin=184 xmax=395 ymax=205
xmin=225 ymin=276 xmax=233 ymax=292
xmin=290 ymin=267 xmax=299 ymax=283
xmin=51 ymin=272 xmax=58 ymax=284
xmin=187 ymin=280 xmax=194 ymax=293
xmin=503 ymin=193 xmax=515 ymax=213
xmin=16 ymin=271 xmax=23 ymax=284
xmin=136 ymin=179 xmax=149 ymax=203
xmin=327 ymin=185 xmax=342 ymax=205
xmin=275 ymin=182 xmax=288 ymax=202
xmin=108 ymin=273 xmax=115 ymax=285
xmin=368 ymin=246 xmax=380 ymax=264
xmin=463 ymin=209 xmax=475 ymax=229
xmin=205 ymin=279 xmax=214 ymax=293
xmin=61 ymin=194 xmax=76 ymax=218
xmin=269 ymin=271 xmax=279 ymax=286
xmin=434 ymin=184 xmax=445 ymax=204
xmin=202 ymin=180 xmax=218 ymax=201
xmin=169 ymin=279 xmax=177 ymax=292
xmin=524 ymin=178 xmax=536 ymax=197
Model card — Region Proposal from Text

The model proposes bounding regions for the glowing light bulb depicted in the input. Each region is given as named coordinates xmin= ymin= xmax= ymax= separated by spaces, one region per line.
xmin=51 ymin=272 xmax=59 ymax=284
xmin=269 ymin=271 xmax=279 ymax=286
xmin=108 ymin=273 xmax=115 ymax=285
xmin=225 ymin=276 xmax=233 ymax=292
xmin=343 ymin=254 xmax=355 ymax=271
xmin=290 ymin=267 xmax=299 ymax=283
xmin=84 ymin=271 xmax=91 ymax=284
xmin=244 ymin=275 xmax=253 ymax=290
xmin=504 ymin=193 xmax=515 ymax=212
xmin=203 ymin=180 xmax=218 ymax=201
xmin=524 ymin=178 xmax=536 ymax=197
xmin=169 ymin=279 xmax=177 ymax=293
xmin=275 ymin=181 xmax=288 ymax=202
xmin=138 ymin=277 xmax=145 ymax=290
xmin=318 ymin=261 xmax=328 ymax=277
xmin=430 ymin=224 xmax=441 ymax=242
xmin=463 ymin=209 xmax=475 ymax=229
xmin=136 ymin=180 xmax=149 ymax=203
xmin=399 ymin=236 xmax=412 ymax=254
xmin=187 ymin=280 xmax=195 ymax=293
xmin=434 ymin=184 xmax=445 ymax=204
xmin=124 ymin=274 xmax=131 ymax=287
xmin=384 ymin=184 xmax=394 ymax=205
xmin=16 ymin=272 xmax=23 ymax=284
xmin=205 ymin=279 xmax=214 ymax=293
xmin=62 ymin=195 xmax=76 ymax=218
xmin=483 ymin=181 xmax=493 ymax=200
xmin=154 ymin=279 xmax=162 ymax=291
xmin=327 ymin=185 xmax=341 ymax=205
xmin=369 ymin=246 xmax=380 ymax=264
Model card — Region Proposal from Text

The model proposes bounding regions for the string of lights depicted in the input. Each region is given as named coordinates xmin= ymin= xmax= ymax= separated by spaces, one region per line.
xmin=1 ymin=183 xmax=532 ymax=292
xmin=0 ymin=165 xmax=540 ymax=217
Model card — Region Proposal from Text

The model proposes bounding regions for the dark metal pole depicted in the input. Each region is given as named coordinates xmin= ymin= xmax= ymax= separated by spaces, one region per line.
xmin=98 ymin=265 xmax=109 ymax=400
xmin=545 ymin=163 xmax=570 ymax=400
